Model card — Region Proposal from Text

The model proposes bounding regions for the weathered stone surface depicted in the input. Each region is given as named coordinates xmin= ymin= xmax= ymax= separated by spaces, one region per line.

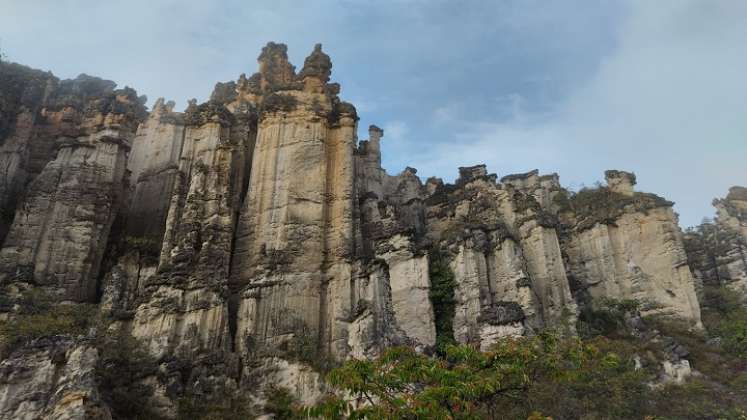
xmin=125 ymin=97 xmax=185 ymax=243
xmin=0 ymin=84 xmax=144 ymax=302
xmin=231 ymin=44 xmax=359 ymax=362
xmin=560 ymin=175 xmax=701 ymax=327
xmin=0 ymin=66 xmax=144 ymax=244
xmin=132 ymin=105 xmax=252 ymax=358
xmin=0 ymin=42 xmax=729 ymax=415
xmin=0 ymin=337 xmax=111 ymax=420
xmin=564 ymin=207 xmax=702 ymax=325
xmin=685 ymin=186 xmax=747 ymax=298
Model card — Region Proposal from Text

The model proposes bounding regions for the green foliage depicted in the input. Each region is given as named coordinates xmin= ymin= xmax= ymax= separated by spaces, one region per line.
xmin=551 ymin=190 xmax=572 ymax=213
xmin=95 ymin=329 xmax=162 ymax=419
xmin=275 ymin=322 xmax=336 ymax=373
xmin=428 ymin=247 xmax=457 ymax=350
xmin=0 ymin=289 xmax=163 ymax=418
xmin=0 ymin=290 xmax=98 ymax=356
xmin=649 ymin=378 xmax=747 ymax=420
xmin=700 ymin=286 xmax=747 ymax=357
xmin=263 ymin=386 xmax=302 ymax=419
xmin=304 ymin=332 xmax=650 ymax=419
xmin=570 ymin=186 xmax=672 ymax=231
xmin=577 ymin=298 xmax=640 ymax=338
xmin=123 ymin=235 xmax=161 ymax=262
xmin=304 ymin=324 xmax=747 ymax=419
xmin=177 ymin=391 xmax=256 ymax=420
xmin=644 ymin=290 xmax=747 ymax=416
xmin=719 ymin=316 xmax=747 ymax=357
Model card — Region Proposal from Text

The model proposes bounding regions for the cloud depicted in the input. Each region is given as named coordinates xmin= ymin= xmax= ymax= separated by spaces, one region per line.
xmin=383 ymin=121 xmax=409 ymax=142
xmin=400 ymin=1 xmax=747 ymax=227
xmin=1 ymin=0 xmax=743 ymax=226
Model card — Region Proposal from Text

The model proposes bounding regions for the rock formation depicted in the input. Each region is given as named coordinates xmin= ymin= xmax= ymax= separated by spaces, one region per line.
xmin=0 ymin=43 xmax=742 ymax=419
xmin=0 ymin=337 xmax=110 ymax=420
xmin=685 ymin=186 xmax=747 ymax=298
xmin=0 ymin=70 xmax=145 ymax=302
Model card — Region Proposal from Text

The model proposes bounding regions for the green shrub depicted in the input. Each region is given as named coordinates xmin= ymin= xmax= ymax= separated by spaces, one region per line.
xmin=0 ymin=289 xmax=163 ymax=418
xmin=0 ymin=298 xmax=97 ymax=356
xmin=577 ymin=298 xmax=640 ymax=338
xmin=263 ymin=386 xmax=301 ymax=419
xmin=428 ymin=247 xmax=457 ymax=350
xmin=304 ymin=332 xmax=651 ymax=419
xmin=719 ymin=316 xmax=747 ymax=357
xmin=124 ymin=235 xmax=161 ymax=260
xmin=95 ymin=329 xmax=162 ymax=419
xmin=177 ymin=392 xmax=256 ymax=420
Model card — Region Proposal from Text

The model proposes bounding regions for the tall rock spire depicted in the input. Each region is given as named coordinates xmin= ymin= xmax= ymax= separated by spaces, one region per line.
xmin=257 ymin=42 xmax=297 ymax=91
xmin=299 ymin=43 xmax=332 ymax=84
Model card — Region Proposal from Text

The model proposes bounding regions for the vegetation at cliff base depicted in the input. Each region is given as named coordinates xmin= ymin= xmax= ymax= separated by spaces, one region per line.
xmin=299 ymin=294 xmax=747 ymax=420
xmin=302 ymin=332 xmax=652 ymax=419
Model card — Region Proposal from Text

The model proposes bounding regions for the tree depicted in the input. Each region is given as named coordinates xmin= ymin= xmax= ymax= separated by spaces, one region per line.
xmin=303 ymin=332 xmax=646 ymax=419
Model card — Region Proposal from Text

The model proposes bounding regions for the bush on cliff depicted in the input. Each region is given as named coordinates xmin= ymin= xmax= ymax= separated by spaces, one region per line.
xmin=302 ymin=323 xmax=747 ymax=419
xmin=303 ymin=332 xmax=651 ymax=419
xmin=428 ymin=247 xmax=457 ymax=350
xmin=0 ymin=290 xmax=98 ymax=356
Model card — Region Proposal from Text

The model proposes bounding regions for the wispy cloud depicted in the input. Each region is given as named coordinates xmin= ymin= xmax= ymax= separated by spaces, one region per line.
xmin=1 ymin=0 xmax=743 ymax=226
xmin=395 ymin=1 xmax=747 ymax=226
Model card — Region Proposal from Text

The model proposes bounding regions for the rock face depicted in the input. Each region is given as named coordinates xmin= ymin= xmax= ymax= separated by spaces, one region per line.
xmin=0 ymin=70 xmax=145 ymax=301
xmin=0 ymin=43 xmax=736 ymax=416
xmin=125 ymin=97 xmax=185 ymax=243
xmin=685 ymin=187 xmax=747 ymax=297
xmin=562 ymin=171 xmax=702 ymax=325
xmin=0 ymin=337 xmax=111 ymax=420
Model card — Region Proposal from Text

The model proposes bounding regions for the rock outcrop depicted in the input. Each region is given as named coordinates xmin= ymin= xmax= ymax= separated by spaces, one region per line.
xmin=0 ymin=43 xmax=738 ymax=417
xmin=0 ymin=337 xmax=110 ymax=420
xmin=0 ymin=71 xmax=145 ymax=302
xmin=561 ymin=171 xmax=702 ymax=326
xmin=685 ymin=186 xmax=747 ymax=298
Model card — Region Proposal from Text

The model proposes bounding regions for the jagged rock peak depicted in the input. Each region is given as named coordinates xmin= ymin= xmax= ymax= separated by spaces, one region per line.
xmin=458 ymin=164 xmax=489 ymax=183
xmin=369 ymin=124 xmax=384 ymax=135
xmin=183 ymin=100 xmax=235 ymax=127
xmin=257 ymin=41 xmax=297 ymax=90
xmin=726 ymin=186 xmax=747 ymax=202
xmin=714 ymin=185 xmax=747 ymax=221
xmin=605 ymin=169 xmax=637 ymax=196
xmin=299 ymin=43 xmax=332 ymax=83
xmin=210 ymin=80 xmax=238 ymax=104
xmin=500 ymin=169 xmax=540 ymax=183
xmin=150 ymin=97 xmax=175 ymax=115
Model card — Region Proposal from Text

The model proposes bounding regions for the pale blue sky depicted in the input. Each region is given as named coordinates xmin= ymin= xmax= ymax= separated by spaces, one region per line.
xmin=1 ymin=0 xmax=745 ymax=226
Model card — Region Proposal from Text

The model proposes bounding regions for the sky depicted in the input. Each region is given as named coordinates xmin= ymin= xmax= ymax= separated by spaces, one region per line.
xmin=1 ymin=0 xmax=745 ymax=227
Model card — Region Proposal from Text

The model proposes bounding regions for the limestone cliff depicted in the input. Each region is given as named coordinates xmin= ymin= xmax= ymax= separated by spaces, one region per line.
xmin=685 ymin=186 xmax=747 ymax=298
xmin=0 ymin=43 xmax=740 ymax=419
xmin=0 ymin=68 xmax=146 ymax=302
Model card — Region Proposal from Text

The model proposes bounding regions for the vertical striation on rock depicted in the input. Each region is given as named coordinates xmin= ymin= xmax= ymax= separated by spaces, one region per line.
xmin=130 ymin=98 xmax=253 ymax=359
xmin=230 ymin=43 xmax=361 ymax=365
xmin=1 ymin=42 xmax=733 ymax=415
xmin=560 ymin=171 xmax=702 ymax=326
xmin=125 ymin=97 xmax=185 ymax=244
xmin=685 ymin=186 xmax=747 ymax=298
xmin=0 ymin=80 xmax=145 ymax=302
xmin=0 ymin=337 xmax=111 ymax=420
